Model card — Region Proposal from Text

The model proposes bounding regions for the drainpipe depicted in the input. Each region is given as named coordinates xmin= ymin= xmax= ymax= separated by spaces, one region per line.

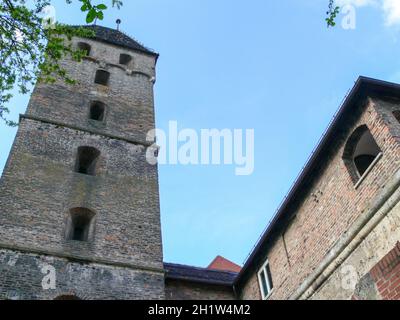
xmin=290 ymin=168 xmax=400 ymax=300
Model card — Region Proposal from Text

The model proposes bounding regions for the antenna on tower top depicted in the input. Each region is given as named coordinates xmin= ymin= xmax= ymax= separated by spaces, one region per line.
xmin=116 ymin=19 xmax=121 ymax=31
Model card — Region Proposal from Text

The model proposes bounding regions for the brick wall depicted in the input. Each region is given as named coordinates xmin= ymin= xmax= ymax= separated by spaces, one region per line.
xmin=239 ymin=96 xmax=400 ymax=300
xmin=238 ymin=273 xmax=261 ymax=300
xmin=165 ymin=280 xmax=235 ymax=300
xmin=357 ymin=242 xmax=400 ymax=300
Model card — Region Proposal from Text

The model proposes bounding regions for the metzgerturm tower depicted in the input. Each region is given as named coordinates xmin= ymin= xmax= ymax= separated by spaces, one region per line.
xmin=0 ymin=25 xmax=164 ymax=300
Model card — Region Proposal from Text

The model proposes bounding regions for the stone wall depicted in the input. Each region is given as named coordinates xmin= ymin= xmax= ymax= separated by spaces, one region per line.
xmin=308 ymin=182 xmax=400 ymax=299
xmin=26 ymin=37 xmax=157 ymax=145
xmin=0 ymin=118 xmax=163 ymax=269
xmin=364 ymin=242 xmax=400 ymax=300
xmin=0 ymin=248 xmax=164 ymax=300
xmin=0 ymin=32 xmax=164 ymax=299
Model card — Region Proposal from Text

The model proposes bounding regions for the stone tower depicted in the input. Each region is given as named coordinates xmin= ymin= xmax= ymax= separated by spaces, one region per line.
xmin=0 ymin=26 xmax=164 ymax=300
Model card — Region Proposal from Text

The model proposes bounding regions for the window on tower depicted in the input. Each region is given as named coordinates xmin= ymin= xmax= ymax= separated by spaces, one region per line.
xmin=66 ymin=208 xmax=96 ymax=242
xmin=119 ymin=53 xmax=132 ymax=66
xmin=94 ymin=70 xmax=110 ymax=86
xmin=89 ymin=101 xmax=106 ymax=122
xmin=393 ymin=110 xmax=400 ymax=124
xmin=75 ymin=146 xmax=100 ymax=176
xmin=77 ymin=42 xmax=91 ymax=56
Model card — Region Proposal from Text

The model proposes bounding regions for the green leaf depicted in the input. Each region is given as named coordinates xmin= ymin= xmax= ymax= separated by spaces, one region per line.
xmin=86 ymin=9 xmax=97 ymax=23
xmin=96 ymin=4 xmax=108 ymax=10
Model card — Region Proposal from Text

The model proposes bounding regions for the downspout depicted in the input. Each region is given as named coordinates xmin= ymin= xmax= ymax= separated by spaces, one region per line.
xmin=290 ymin=168 xmax=400 ymax=300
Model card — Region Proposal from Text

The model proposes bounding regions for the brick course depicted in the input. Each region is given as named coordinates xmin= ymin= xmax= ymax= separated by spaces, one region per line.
xmin=369 ymin=242 xmax=400 ymax=300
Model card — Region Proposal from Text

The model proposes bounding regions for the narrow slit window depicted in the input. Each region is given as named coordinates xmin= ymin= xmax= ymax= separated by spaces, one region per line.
xmin=89 ymin=101 xmax=106 ymax=122
xmin=75 ymin=146 xmax=100 ymax=176
xmin=393 ymin=110 xmax=400 ymax=124
xmin=119 ymin=53 xmax=132 ymax=66
xmin=66 ymin=208 xmax=96 ymax=242
xmin=94 ymin=70 xmax=110 ymax=86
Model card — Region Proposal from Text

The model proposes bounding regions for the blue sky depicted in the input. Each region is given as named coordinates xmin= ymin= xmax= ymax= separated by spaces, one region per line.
xmin=1 ymin=0 xmax=400 ymax=268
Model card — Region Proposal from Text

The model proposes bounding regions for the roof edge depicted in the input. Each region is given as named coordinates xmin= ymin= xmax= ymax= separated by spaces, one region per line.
xmin=234 ymin=76 xmax=400 ymax=287
xmin=164 ymin=262 xmax=238 ymax=286
xmin=70 ymin=25 xmax=159 ymax=58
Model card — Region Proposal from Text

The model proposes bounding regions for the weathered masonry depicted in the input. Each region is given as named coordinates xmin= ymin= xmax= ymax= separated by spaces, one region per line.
xmin=0 ymin=25 xmax=165 ymax=300
xmin=1 ymin=25 xmax=400 ymax=300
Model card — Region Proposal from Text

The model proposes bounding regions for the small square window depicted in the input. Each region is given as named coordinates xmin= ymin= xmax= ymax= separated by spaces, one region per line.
xmin=258 ymin=259 xmax=273 ymax=299
xmin=94 ymin=70 xmax=110 ymax=86
xmin=119 ymin=53 xmax=132 ymax=66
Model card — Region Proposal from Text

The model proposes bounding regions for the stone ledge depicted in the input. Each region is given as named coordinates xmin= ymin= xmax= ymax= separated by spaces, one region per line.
xmin=20 ymin=114 xmax=156 ymax=148
xmin=0 ymin=242 xmax=165 ymax=275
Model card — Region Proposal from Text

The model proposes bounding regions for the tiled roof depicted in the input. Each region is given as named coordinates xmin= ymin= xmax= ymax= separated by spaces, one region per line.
xmin=164 ymin=263 xmax=238 ymax=286
xmin=72 ymin=25 xmax=158 ymax=56
xmin=208 ymin=256 xmax=242 ymax=273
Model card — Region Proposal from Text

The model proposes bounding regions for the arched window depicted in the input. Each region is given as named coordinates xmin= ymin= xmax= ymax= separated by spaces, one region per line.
xmin=89 ymin=101 xmax=106 ymax=122
xmin=77 ymin=42 xmax=91 ymax=56
xmin=94 ymin=70 xmax=110 ymax=86
xmin=66 ymin=208 xmax=96 ymax=242
xmin=119 ymin=53 xmax=132 ymax=66
xmin=75 ymin=146 xmax=100 ymax=176
xmin=393 ymin=110 xmax=400 ymax=124
xmin=343 ymin=125 xmax=382 ymax=184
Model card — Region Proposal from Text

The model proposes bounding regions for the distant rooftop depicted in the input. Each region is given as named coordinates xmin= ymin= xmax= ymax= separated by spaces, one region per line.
xmin=208 ymin=256 xmax=242 ymax=273
xmin=73 ymin=25 xmax=158 ymax=56
xmin=164 ymin=263 xmax=238 ymax=286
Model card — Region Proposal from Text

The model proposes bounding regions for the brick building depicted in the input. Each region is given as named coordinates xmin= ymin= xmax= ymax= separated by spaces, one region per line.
xmin=0 ymin=26 xmax=400 ymax=300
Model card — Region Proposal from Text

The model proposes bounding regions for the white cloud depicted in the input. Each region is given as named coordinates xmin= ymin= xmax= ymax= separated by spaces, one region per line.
xmin=335 ymin=0 xmax=400 ymax=26
xmin=382 ymin=0 xmax=400 ymax=26
xmin=336 ymin=0 xmax=377 ymax=7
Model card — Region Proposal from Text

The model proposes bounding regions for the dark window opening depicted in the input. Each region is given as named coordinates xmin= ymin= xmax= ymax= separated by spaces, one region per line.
xmin=119 ymin=53 xmax=132 ymax=66
xmin=66 ymin=208 xmax=96 ymax=242
xmin=94 ymin=70 xmax=110 ymax=86
xmin=75 ymin=146 xmax=100 ymax=176
xmin=343 ymin=125 xmax=382 ymax=183
xmin=77 ymin=42 xmax=91 ymax=56
xmin=354 ymin=155 xmax=377 ymax=176
xmin=89 ymin=101 xmax=105 ymax=121
xmin=393 ymin=110 xmax=400 ymax=124
xmin=352 ymin=130 xmax=381 ymax=177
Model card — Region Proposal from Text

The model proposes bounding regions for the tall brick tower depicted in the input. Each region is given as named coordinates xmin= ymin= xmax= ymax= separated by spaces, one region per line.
xmin=0 ymin=26 xmax=164 ymax=300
